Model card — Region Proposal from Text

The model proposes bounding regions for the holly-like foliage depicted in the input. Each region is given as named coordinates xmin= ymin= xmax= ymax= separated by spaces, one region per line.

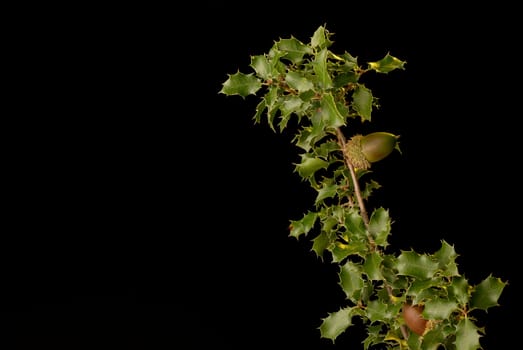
xmin=220 ymin=25 xmax=506 ymax=349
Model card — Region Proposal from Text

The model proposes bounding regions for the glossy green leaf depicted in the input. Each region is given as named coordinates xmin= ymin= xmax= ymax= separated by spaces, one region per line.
xmin=407 ymin=278 xmax=442 ymax=304
xmin=341 ymin=52 xmax=358 ymax=69
xmin=368 ymin=53 xmax=406 ymax=73
xmin=250 ymin=55 xmax=272 ymax=80
xmin=310 ymin=25 xmax=333 ymax=49
xmin=276 ymin=37 xmax=313 ymax=64
xmin=470 ymin=275 xmax=507 ymax=311
xmin=363 ymin=251 xmax=383 ymax=281
xmin=319 ymin=307 xmax=354 ymax=342
xmin=289 ymin=211 xmax=318 ymax=239
xmin=368 ymin=207 xmax=391 ymax=248
xmin=295 ymin=154 xmax=328 ymax=178
xmin=315 ymin=140 xmax=340 ymax=158
xmin=253 ymin=99 xmax=267 ymax=124
xmin=448 ymin=276 xmax=470 ymax=305
xmin=313 ymin=48 xmax=333 ymax=89
xmin=333 ymin=71 xmax=358 ymax=87
xmin=331 ymin=240 xmax=367 ymax=262
xmin=295 ymin=124 xmax=327 ymax=152
xmin=366 ymin=299 xmax=398 ymax=323
xmin=262 ymin=86 xmax=280 ymax=131
xmin=285 ymin=71 xmax=314 ymax=92
xmin=406 ymin=332 xmax=422 ymax=350
xmin=352 ymin=85 xmax=373 ymax=121
xmin=312 ymin=231 xmax=331 ymax=259
xmin=397 ymin=250 xmax=439 ymax=280
xmin=361 ymin=179 xmax=382 ymax=200
xmin=344 ymin=210 xmax=366 ymax=237
xmin=299 ymin=89 xmax=315 ymax=102
xmin=319 ymin=92 xmax=345 ymax=129
xmin=433 ymin=240 xmax=459 ymax=276
xmin=220 ymin=71 xmax=262 ymax=97
xmin=315 ymin=181 xmax=338 ymax=205
xmin=279 ymin=95 xmax=306 ymax=131
xmin=454 ymin=318 xmax=482 ymax=350
xmin=339 ymin=261 xmax=364 ymax=300
xmin=423 ymin=299 xmax=458 ymax=319
xmin=362 ymin=324 xmax=385 ymax=350
xmin=419 ymin=328 xmax=448 ymax=350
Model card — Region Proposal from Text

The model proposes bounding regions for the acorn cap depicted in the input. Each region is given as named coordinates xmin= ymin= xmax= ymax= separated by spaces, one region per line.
xmin=345 ymin=134 xmax=371 ymax=170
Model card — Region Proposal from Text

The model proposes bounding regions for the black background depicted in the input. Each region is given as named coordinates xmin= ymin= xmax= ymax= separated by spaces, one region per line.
xmin=5 ymin=1 xmax=519 ymax=348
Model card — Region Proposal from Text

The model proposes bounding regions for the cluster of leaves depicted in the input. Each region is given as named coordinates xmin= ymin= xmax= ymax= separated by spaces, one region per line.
xmin=220 ymin=25 xmax=506 ymax=349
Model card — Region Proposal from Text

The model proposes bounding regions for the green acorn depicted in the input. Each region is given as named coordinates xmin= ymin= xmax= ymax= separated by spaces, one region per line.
xmin=345 ymin=132 xmax=400 ymax=169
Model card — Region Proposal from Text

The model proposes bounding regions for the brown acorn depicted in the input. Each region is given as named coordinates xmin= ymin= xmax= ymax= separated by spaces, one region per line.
xmin=345 ymin=132 xmax=400 ymax=169
xmin=402 ymin=303 xmax=428 ymax=336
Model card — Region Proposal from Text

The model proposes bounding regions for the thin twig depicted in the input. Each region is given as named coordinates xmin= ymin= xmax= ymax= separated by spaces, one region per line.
xmin=336 ymin=127 xmax=409 ymax=341
xmin=335 ymin=128 xmax=369 ymax=226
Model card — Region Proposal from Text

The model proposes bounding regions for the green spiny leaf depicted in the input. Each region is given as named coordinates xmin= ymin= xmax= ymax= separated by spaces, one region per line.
xmin=382 ymin=258 xmax=408 ymax=290
xmin=279 ymin=95 xmax=306 ymax=131
xmin=314 ymin=140 xmax=340 ymax=158
xmin=276 ymin=37 xmax=313 ymax=64
xmin=250 ymin=54 xmax=272 ymax=80
xmin=330 ymin=245 xmax=351 ymax=263
xmin=363 ymin=324 xmax=386 ymax=350
xmin=219 ymin=71 xmax=262 ymax=97
xmin=470 ymin=275 xmax=507 ymax=311
xmin=253 ymin=99 xmax=267 ymax=124
xmin=312 ymin=231 xmax=331 ymax=259
xmin=433 ymin=240 xmax=460 ymax=277
xmin=368 ymin=53 xmax=406 ymax=73
xmin=331 ymin=241 xmax=366 ymax=262
xmin=454 ymin=318 xmax=483 ymax=350
xmin=294 ymin=124 xmax=327 ymax=152
xmin=285 ymin=71 xmax=314 ymax=92
xmin=295 ymin=153 xmax=329 ymax=178
xmin=341 ymin=52 xmax=358 ymax=69
xmin=319 ymin=92 xmax=345 ymax=129
xmin=361 ymin=179 xmax=382 ymax=200
xmin=345 ymin=209 xmax=367 ymax=237
xmin=363 ymin=251 xmax=384 ymax=281
xmin=318 ymin=206 xmax=337 ymax=224
xmin=397 ymin=250 xmax=439 ymax=280
xmin=420 ymin=327 xmax=448 ymax=350
xmin=299 ymin=89 xmax=316 ymax=102
xmin=352 ymin=84 xmax=373 ymax=121
xmin=310 ymin=25 xmax=333 ymax=49
xmin=315 ymin=180 xmax=338 ymax=205
xmin=368 ymin=207 xmax=391 ymax=248
xmin=313 ymin=48 xmax=333 ymax=89
xmin=294 ymin=128 xmax=314 ymax=152
xmin=448 ymin=276 xmax=471 ymax=306
xmin=433 ymin=240 xmax=457 ymax=265
xmin=406 ymin=331 xmax=422 ymax=350
xmin=333 ymin=71 xmax=359 ymax=88
xmin=289 ymin=211 xmax=318 ymax=239
xmin=423 ymin=299 xmax=459 ymax=319
xmin=407 ymin=278 xmax=442 ymax=304
xmin=366 ymin=299 xmax=398 ymax=323
xmin=263 ymin=86 xmax=280 ymax=131
xmin=339 ymin=261 xmax=364 ymax=301
xmin=360 ymin=281 xmax=375 ymax=305
xmin=319 ymin=306 xmax=355 ymax=342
